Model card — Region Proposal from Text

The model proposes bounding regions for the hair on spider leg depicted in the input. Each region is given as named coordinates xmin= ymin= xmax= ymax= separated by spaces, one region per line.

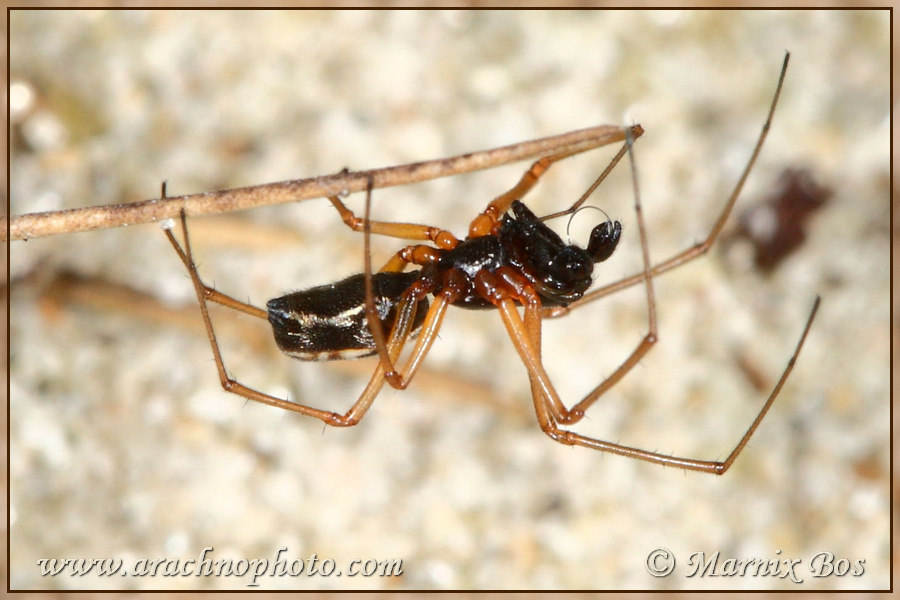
xmin=165 ymin=52 xmax=818 ymax=474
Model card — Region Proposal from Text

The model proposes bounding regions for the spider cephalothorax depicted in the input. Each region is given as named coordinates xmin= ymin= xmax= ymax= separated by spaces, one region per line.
xmin=498 ymin=200 xmax=622 ymax=305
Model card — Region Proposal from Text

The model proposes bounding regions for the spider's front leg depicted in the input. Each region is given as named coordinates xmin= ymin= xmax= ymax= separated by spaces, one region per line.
xmin=467 ymin=125 xmax=641 ymax=239
xmin=545 ymin=53 xmax=792 ymax=318
xmin=495 ymin=288 xmax=820 ymax=474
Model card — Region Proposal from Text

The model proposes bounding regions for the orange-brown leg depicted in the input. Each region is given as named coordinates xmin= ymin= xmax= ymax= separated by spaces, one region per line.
xmin=542 ymin=55 xmax=794 ymax=427
xmin=536 ymin=69 xmax=814 ymax=428
xmin=164 ymin=223 xmax=267 ymax=320
xmin=346 ymin=174 xmax=456 ymax=391
xmin=554 ymin=125 xmax=658 ymax=425
xmin=160 ymin=182 xmax=268 ymax=321
xmin=498 ymin=291 xmax=820 ymax=474
xmin=544 ymin=53 xmax=791 ymax=320
xmin=486 ymin=267 xmax=570 ymax=423
xmin=328 ymin=193 xmax=458 ymax=274
xmin=492 ymin=126 xmax=657 ymax=427
xmin=468 ymin=124 xmax=643 ymax=238
xmin=380 ymin=290 xmax=454 ymax=390
xmin=165 ymin=208 xmax=423 ymax=427
xmin=328 ymin=195 xmax=458 ymax=248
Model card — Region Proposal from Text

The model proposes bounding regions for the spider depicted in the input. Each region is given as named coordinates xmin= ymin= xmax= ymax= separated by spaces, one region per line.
xmin=163 ymin=53 xmax=819 ymax=474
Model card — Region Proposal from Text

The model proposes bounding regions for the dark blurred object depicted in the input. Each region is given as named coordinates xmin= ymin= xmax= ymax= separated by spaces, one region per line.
xmin=732 ymin=167 xmax=831 ymax=273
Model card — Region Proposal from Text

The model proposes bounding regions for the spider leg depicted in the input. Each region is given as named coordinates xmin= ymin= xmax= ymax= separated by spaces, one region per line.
xmin=491 ymin=127 xmax=658 ymax=427
xmin=339 ymin=287 xmax=456 ymax=419
xmin=498 ymin=290 xmax=820 ymax=474
xmin=468 ymin=124 xmax=643 ymax=237
xmin=348 ymin=174 xmax=458 ymax=391
xmin=538 ymin=141 xmax=630 ymax=222
xmin=554 ymin=126 xmax=658 ymax=425
xmin=382 ymin=290 xmax=454 ymax=390
xmin=160 ymin=181 xmax=268 ymax=321
xmin=167 ymin=208 xmax=418 ymax=427
xmin=164 ymin=221 xmax=267 ymax=320
xmin=545 ymin=53 xmax=791 ymax=320
xmin=328 ymin=195 xmax=458 ymax=249
xmin=328 ymin=193 xmax=459 ymax=274
xmin=486 ymin=267 xmax=568 ymax=422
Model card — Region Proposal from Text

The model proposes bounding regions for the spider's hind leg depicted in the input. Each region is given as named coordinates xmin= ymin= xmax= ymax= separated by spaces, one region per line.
xmin=161 ymin=183 xmax=385 ymax=426
xmin=161 ymin=183 xmax=267 ymax=320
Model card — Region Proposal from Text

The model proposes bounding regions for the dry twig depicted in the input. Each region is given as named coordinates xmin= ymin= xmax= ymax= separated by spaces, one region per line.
xmin=7 ymin=125 xmax=640 ymax=242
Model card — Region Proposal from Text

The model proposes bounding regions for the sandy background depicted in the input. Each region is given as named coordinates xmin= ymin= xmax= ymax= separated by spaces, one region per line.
xmin=9 ymin=10 xmax=890 ymax=590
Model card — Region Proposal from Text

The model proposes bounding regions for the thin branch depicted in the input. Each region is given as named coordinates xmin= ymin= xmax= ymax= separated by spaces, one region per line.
xmin=7 ymin=124 xmax=642 ymax=242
